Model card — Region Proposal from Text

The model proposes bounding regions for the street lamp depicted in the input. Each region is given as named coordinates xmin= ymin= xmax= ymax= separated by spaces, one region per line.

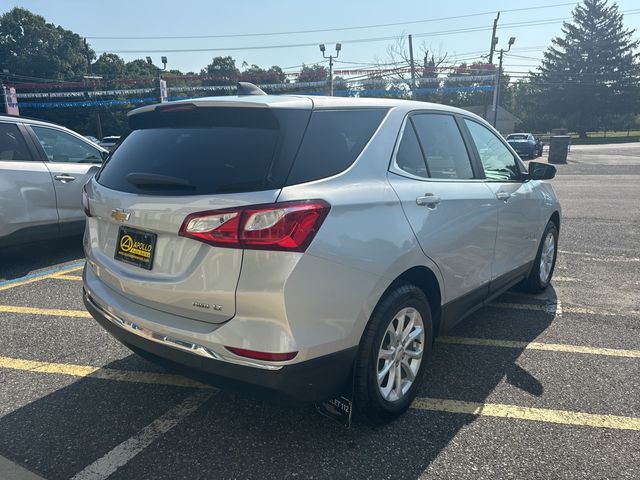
xmin=144 ymin=56 xmax=169 ymax=102
xmin=319 ymin=43 xmax=341 ymax=96
xmin=492 ymin=36 xmax=516 ymax=128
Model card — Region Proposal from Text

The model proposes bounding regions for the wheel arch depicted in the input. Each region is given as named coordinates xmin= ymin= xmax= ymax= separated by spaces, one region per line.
xmin=550 ymin=211 xmax=560 ymax=231
xmin=379 ymin=266 xmax=443 ymax=338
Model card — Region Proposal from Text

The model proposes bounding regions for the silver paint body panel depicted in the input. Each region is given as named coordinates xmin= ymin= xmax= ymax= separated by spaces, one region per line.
xmin=83 ymin=95 xmax=561 ymax=369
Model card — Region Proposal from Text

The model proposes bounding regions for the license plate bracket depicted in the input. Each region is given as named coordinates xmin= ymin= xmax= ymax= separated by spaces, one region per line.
xmin=115 ymin=226 xmax=157 ymax=270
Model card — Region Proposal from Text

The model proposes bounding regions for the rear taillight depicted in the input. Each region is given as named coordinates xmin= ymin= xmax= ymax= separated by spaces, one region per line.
xmin=179 ymin=200 xmax=330 ymax=252
xmin=82 ymin=184 xmax=92 ymax=217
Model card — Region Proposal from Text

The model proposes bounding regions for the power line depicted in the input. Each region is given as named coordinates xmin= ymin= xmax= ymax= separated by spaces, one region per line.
xmin=94 ymin=11 xmax=640 ymax=54
xmin=85 ymin=2 xmax=578 ymax=40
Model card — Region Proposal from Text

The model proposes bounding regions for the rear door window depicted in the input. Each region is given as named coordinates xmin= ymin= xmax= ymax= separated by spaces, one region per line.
xmin=0 ymin=123 xmax=33 ymax=161
xmin=97 ymin=107 xmax=310 ymax=195
xmin=394 ymin=121 xmax=428 ymax=178
xmin=411 ymin=114 xmax=474 ymax=180
xmin=285 ymin=109 xmax=388 ymax=185
xmin=31 ymin=126 xmax=103 ymax=163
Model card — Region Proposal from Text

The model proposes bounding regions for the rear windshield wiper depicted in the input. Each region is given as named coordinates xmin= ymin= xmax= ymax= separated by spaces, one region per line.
xmin=126 ymin=173 xmax=195 ymax=189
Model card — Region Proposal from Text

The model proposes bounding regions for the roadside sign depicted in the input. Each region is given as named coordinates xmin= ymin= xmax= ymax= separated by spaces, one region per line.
xmin=3 ymin=86 xmax=19 ymax=115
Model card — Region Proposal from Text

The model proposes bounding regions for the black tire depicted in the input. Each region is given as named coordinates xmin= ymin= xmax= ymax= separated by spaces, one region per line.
xmin=354 ymin=283 xmax=433 ymax=424
xmin=520 ymin=221 xmax=559 ymax=293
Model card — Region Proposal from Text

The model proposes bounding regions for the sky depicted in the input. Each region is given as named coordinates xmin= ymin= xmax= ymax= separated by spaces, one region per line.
xmin=4 ymin=0 xmax=640 ymax=79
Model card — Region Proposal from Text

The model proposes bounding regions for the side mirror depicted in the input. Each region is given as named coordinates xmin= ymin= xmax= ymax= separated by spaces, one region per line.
xmin=528 ymin=161 xmax=556 ymax=180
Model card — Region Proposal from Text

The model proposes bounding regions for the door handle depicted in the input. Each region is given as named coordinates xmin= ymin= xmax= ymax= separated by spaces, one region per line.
xmin=496 ymin=191 xmax=511 ymax=202
xmin=54 ymin=174 xmax=76 ymax=183
xmin=416 ymin=193 xmax=441 ymax=208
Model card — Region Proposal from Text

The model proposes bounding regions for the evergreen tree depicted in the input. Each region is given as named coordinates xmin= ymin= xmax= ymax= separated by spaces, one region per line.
xmin=532 ymin=0 xmax=639 ymax=137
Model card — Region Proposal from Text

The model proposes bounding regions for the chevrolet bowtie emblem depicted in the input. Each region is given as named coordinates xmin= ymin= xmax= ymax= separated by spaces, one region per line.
xmin=111 ymin=209 xmax=131 ymax=222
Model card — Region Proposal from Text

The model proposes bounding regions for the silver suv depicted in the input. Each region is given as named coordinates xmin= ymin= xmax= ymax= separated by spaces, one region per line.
xmin=83 ymin=91 xmax=560 ymax=423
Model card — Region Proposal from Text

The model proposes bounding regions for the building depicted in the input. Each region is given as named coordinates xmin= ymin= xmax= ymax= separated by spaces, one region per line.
xmin=463 ymin=105 xmax=522 ymax=134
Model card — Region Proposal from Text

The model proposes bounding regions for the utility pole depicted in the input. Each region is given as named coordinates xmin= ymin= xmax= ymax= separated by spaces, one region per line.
xmin=493 ymin=36 xmax=516 ymax=129
xmin=483 ymin=12 xmax=500 ymax=120
xmin=319 ymin=43 xmax=341 ymax=96
xmin=84 ymin=38 xmax=102 ymax=140
xmin=488 ymin=12 xmax=500 ymax=65
xmin=408 ymin=34 xmax=416 ymax=99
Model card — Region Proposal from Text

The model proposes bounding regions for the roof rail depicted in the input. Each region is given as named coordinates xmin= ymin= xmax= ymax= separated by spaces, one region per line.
xmin=237 ymin=82 xmax=267 ymax=96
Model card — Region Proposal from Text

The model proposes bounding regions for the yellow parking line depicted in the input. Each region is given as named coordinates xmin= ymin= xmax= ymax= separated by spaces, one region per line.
xmin=52 ymin=274 xmax=83 ymax=281
xmin=0 ymin=305 xmax=91 ymax=318
xmin=1 ymin=354 xmax=637 ymax=431
xmin=0 ymin=265 xmax=84 ymax=292
xmin=0 ymin=356 xmax=212 ymax=389
xmin=438 ymin=336 xmax=640 ymax=359
xmin=411 ymin=398 xmax=640 ymax=431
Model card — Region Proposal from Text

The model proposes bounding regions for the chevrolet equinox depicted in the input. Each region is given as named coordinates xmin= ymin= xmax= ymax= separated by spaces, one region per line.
xmin=83 ymin=87 xmax=560 ymax=423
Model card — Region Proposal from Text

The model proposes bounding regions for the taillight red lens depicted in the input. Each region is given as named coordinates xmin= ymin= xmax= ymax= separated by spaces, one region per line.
xmin=82 ymin=184 xmax=92 ymax=217
xmin=225 ymin=346 xmax=298 ymax=362
xmin=178 ymin=200 xmax=330 ymax=252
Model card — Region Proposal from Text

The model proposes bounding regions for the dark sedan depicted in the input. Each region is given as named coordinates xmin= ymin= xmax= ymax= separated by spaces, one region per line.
xmin=506 ymin=133 xmax=543 ymax=159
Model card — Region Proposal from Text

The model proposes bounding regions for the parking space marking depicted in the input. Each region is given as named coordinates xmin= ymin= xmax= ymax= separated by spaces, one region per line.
xmin=0 ymin=262 xmax=84 ymax=291
xmin=0 ymin=356 xmax=212 ymax=389
xmin=553 ymin=276 xmax=581 ymax=282
xmin=6 ymin=300 xmax=630 ymax=321
xmin=52 ymin=274 xmax=83 ymax=281
xmin=3 ymin=355 xmax=638 ymax=432
xmin=559 ymin=250 xmax=640 ymax=262
xmin=411 ymin=398 xmax=640 ymax=431
xmin=438 ymin=336 xmax=640 ymax=358
xmin=0 ymin=305 xmax=91 ymax=318
xmin=490 ymin=301 xmax=634 ymax=317
xmin=70 ymin=389 xmax=215 ymax=480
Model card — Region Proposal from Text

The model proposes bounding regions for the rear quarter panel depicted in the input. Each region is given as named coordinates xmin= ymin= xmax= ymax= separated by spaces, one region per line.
xmin=273 ymin=107 xmax=445 ymax=355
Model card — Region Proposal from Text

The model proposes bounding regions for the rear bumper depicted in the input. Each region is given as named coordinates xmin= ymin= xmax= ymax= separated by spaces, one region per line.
xmin=83 ymin=289 xmax=356 ymax=404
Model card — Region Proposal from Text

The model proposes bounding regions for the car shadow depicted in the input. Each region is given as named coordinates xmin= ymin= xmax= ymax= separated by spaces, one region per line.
xmin=0 ymin=236 xmax=84 ymax=281
xmin=0 ymin=287 xmax=559 ymax=480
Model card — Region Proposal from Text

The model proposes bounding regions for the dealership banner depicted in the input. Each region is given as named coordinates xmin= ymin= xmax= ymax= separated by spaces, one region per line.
xmin=3 ymin=86 xmax=19 ymax=115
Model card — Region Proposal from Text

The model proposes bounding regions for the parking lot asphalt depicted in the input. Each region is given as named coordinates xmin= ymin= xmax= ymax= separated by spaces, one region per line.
xmin=1 ymin=143 xmax=639 ymax=480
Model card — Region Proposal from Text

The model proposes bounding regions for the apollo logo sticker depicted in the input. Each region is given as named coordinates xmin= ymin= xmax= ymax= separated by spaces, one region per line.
xmin=120 ymin=234 xmax=151 ymax=258
xmin=115 ymin=228 xmax=157 ymax=270
xmin=120 ymin=235 xmax=133 ymax=252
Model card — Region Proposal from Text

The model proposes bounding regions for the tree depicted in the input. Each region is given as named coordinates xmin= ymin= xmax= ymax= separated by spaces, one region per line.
xmin=92 ymin=53 xmax=126 ymax=78
xmin=200 ymin=56 xmax=240 ymax=85
xmin=241 ymin=64 xmax=287 ymax=84
xmin=0 ymin=8 xmax=90 ymax=80
xmin=296 ymin=64 xmax=328 ymax=83
xmin=531 ymin=0 xmax=639 ymax=137
xmin=125 ymin=59 xmax=159 ymax=79
xmin=373 ymin=37 xmax=449 ymax=100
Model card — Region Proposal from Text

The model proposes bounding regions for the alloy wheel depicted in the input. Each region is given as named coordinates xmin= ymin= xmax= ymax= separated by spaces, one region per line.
xmin=539 ymin=231 xmax=556 ymax=284
xmin=376 ymin=307 xmax=425 ymax=402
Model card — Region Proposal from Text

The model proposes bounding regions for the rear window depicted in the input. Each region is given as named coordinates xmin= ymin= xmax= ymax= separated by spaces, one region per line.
xmin=507 ymin=134 xmax=528 ymax=140
xmin=96 ymin=106 xmax=387 ymax=195
xmin=285 ymin=109 xmax=388 ymax=185
xmin=97 ymin=107 xmax=310 ymax=195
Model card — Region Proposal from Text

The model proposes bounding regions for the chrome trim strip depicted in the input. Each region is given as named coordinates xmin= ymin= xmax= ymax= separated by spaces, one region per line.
xmin=85 ymin=292 xmax=283 ymax=371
